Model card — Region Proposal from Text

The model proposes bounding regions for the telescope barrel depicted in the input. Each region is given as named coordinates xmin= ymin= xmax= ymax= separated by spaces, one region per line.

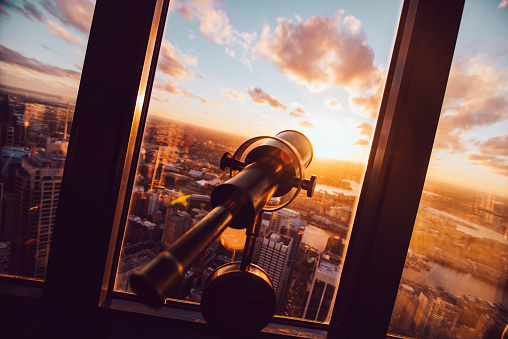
xmin=130 ymin=158 xmax=285 ymax=306
xmin=130 ymin=130 xmax=314 ymax=308
xmin=130 ymin=199 xmax=240 ymax=307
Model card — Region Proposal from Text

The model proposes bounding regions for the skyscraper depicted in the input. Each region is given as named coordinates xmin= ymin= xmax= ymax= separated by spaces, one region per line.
xmin=303 ymin=254 xmax=341 ymax=322
xmin=256 ymin=231 xmax=293 ymax=303
xmin=269 ymin=208 xmax=300 ymax=234
xmin=279 ymin=217 xmax=306 ymax=265
xmin=162 ymin=210 xmax=191 ymax=249
xmin=0 ymin=94 xmax=17 ymax=149
xmin=9 ymin=139 xmax=66 ymax=279
xmin=389 ymin=284 xmax=419 ymax=336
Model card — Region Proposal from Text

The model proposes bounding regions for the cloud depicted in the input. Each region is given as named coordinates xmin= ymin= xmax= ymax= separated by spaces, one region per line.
xmin=350 ymin=82 xmax=384 ymax=119
xmin=180 ymin=88 xmax=226 ymax=109
xmin=356 ymin=122 xmax=373 ymax=138
xmin=465 ymin=152 xmax=508 ymax=177
xmin=353 ymin=139 xmax=370 ymax=146
xmin=476 ymin=134 xmax=508 ymax=156
xmin=183 ymin=89 xmax=208 ymax=104
xmin=297 ymin=120 xmax=314 ymax=128
xmin=499 ymin=0 xmax=508 ymax=9
xmin=1 ymin=0 xmax=45 ymax=22
xmin=171 ymin=0 xmax=235 ymax=45
xmin=41 ymin=0 xmax=94 ymax=35
xmin=74 ymin=48 xmax=84 ymax=58
xmin=0 ymin=44 xmax=80 ymax=79
xmin=435 ymin=56 xmax=508 ymax=151
xmin=253 ymin=12 xmax=385 ymax=118
xmin=156 ymin=79 xmax=182 ymax=95
xmin=158 ymin=40 xmax=197 ymax=80
xmin=47 ymin=19 xmax=84 ymax=43
xmin=288 ymin=105 xmax=306 ymax=117
xmin=324 ymin=96 xmax=344 ymax=110
xmin=432 ymin=130 xmax=467 ymax=153
xmin=247 ymin=86 xmax=286 ymax=109
xmin=254 ymin=13 xmax=383 ymax=92
xmin=170 ymin=0 xmax=256 ymax=70
xmin=221 ymin=87 xmax=244 ymax=102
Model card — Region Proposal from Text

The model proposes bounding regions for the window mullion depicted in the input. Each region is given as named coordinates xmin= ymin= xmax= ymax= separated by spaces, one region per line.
xmin=329 ymin=0 xmax=465 ymax=337
xmin=43 ymin=0 xmax=169 ymax=313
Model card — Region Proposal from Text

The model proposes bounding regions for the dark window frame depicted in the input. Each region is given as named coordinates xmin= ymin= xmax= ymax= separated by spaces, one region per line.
xmin=0 ymin=0 xmax=465 ymax=337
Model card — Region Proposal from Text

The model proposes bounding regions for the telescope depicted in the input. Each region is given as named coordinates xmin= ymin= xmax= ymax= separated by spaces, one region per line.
xmin=130 ymin=130 xmax=317 ymax=333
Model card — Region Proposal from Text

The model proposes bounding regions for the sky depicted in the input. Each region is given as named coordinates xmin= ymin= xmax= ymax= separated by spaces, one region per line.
xmin=0 ymin=0 xmax=507 ymax=196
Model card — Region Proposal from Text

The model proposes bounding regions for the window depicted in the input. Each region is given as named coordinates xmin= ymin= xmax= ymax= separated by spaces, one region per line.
xmin=388 ymin=1 xmax=508 ymax=337
xmin=113 ymin=0 xmax=403 ymax=324
xmin=0 ymin=0 xmax=469 ymax=338
xmin=0 ymin=0 xmax=96 ymax=280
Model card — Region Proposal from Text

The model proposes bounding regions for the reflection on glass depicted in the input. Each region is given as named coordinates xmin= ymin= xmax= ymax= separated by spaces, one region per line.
xmin=114 ymin=0 xmax=402 ymax=323
xmin=0 ymin=0 xmax=95 ymax=280
xmin=388 ymin=0 xmax=508 ymax=337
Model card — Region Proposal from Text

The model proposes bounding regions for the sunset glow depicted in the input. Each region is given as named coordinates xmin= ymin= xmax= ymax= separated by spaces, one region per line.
xmin=0 ymin=0 xmax=507 ymax=196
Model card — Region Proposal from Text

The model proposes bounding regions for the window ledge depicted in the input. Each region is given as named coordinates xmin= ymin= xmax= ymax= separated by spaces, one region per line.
xmin=0 ymin=275 xmax=43 ymax=300
xmin=100 ymin=295 xmax=329 ymax=338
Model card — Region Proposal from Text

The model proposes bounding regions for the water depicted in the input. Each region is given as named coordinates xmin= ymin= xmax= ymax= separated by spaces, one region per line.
xmin=301 ymin=225 xmax=336 ymax=251
xmin=425 ymin=207 xmax=508 ymax=245
xmin=403 ymin=263 xmax=508 ymax=307
xmin=315 ymin=180 xmax=362 ymax=196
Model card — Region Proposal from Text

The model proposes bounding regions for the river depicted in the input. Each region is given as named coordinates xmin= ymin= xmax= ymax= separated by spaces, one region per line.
xmin=403 ymin=263 xmax=508 ymax=307
xmin=425 ymin=207 xmax=508 ymax=245
xmin=301 ymin=224 xmax=337 ymax=252
xmin=315 ymin=180 xmax=362 ymax=197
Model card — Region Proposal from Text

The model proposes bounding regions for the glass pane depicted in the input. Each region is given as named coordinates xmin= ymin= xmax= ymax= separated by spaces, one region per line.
xmin=388 ymin=1 xmax=508 ymax=337
xmin=0 ymin=0 xmax=95 ymax=280
xmin=115 ymin=0 xmax=402 ymax=324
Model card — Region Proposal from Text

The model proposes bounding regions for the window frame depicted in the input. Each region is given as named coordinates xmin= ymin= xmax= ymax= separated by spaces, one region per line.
xmin=0 ymin=0 xmax=465 ymax=337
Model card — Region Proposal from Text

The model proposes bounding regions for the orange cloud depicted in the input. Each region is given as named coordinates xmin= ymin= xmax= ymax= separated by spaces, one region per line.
xmin=47 ymin=20 xmax=83 ymax=43
xmin=435 ymin=57 xmax=508 ymax=151
xmin=356 ymin=122 xmax=373 ymax=138
xmin=353 ymin=139 xmax=370 ymax=146
xmin=289 ymin=106 xmax=306 ymax=117
xmin=324 ymin=96 xmax=344 ymax=110
xmin=476 ymin=134 xmax=508 ymax=156
xmin=171 ymin=0 xmax=235 ymax=45
xmin=465 ymin=152 xmax=508 ymax=177
xmin=298 ymin=120 xmax=315 ymax=128
xmin=158 ymin=40 xmax=197 ymax=80
xmin=156 ymin=80 xmax=182 ymax=95
xmin=254 ymin=13 xmax=383 ymax=92
xmin=247 ymin=87 xmax=286 ymax=110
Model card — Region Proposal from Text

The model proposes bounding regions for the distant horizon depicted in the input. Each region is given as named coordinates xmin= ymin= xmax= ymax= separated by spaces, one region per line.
xmin=0 ymin=0 xmax=506 ymax=198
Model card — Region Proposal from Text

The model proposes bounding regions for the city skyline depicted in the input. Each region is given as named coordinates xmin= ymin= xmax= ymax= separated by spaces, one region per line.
xmin=0 ymin=0 xmax=507 ymax=197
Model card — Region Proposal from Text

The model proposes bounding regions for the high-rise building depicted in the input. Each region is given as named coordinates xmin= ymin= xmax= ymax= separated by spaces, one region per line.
xmin=269 ymin=208 xmax=300 ymax=234
xmin=389 ymin=284 xmax=419 ymax=336
xmin=325 ymin=235 xmax=346 ymax=258
xmin=256 ymin=231 xmax=293 ymax=303
xmin=130 ymin=190 xmax=159 ymax=219
xmin=303 ymin=254 xmax=341 ymax=322
xmin=187 ymin=194 xmax=211 ymax=212
xmin=0 ymin=94 xmax=17 ymax=149
xmin=162 ymin=210 xmax=191 ymax=249
xmin=9 ymin=140 xmax=66 ymax=279
xmin=414 ymin=291 xmax=460 ymax=338
xmin=279 ymin=217 xmax=306 ymax=265
xmin=124 ymin=215 xmax=162 ymax=245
